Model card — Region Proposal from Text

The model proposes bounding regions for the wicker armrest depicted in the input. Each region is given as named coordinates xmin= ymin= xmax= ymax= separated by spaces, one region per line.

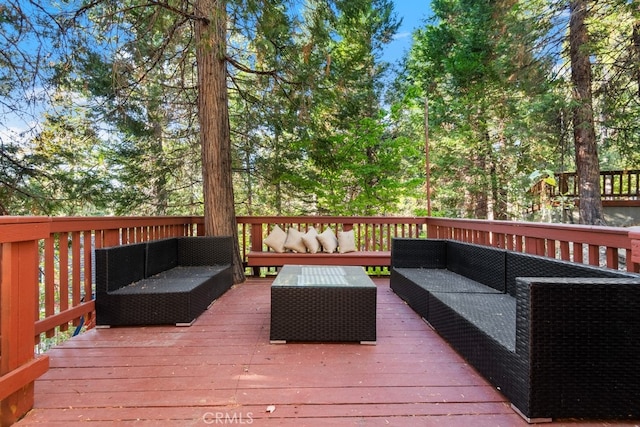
xmin=515 ymin=277 xmax=640 ymax=420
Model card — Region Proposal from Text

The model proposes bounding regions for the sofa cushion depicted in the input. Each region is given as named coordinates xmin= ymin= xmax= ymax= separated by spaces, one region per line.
xmin=112 ymin=266 xmax=229 ymax=295
xmin=302 ymin=227 xmax=321 ymax=253
xmin=263 ymin=225 xmax=287 ymax=253
xmin=317 ymin=227 xmax=339 ymax=253
xmin=394 ymin=268 xmax=503 ymax=295
xmin=338 ymin=229 xmax=357 ymax=253
xmin=284 ymin=227 xmax=307 ymax=253
xmin=429 ymin=291 xmax=516 ymax=351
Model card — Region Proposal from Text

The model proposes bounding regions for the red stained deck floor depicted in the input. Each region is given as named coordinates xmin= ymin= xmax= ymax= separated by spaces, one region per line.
xmin=17 ymin=278 xmax=640 ymax=426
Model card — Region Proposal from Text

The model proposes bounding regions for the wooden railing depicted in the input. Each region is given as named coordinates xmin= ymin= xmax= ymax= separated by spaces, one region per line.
xmin=1 ymin=214 xmax=639 ymax=425
xmin=427 ymin=217 xmax=639 ymax=273
xmin=529 ymin=169 xmax=640 ymax=211
xmin=236 ymin=215 xmax=427 ymax=255
xmin=0 ymin=216 xmax=203 ymax=425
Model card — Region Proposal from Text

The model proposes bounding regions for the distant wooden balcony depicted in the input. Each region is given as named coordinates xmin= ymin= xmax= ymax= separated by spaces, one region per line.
xmin=2 ymin=215 xmax=640 ymax=425
xmin=529 ymin=169 xmax=640 ymax=212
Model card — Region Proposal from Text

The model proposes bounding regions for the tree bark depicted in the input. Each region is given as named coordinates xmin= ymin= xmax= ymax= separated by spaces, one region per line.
xmin=194 ymin=0 xmax=245 ymax=283
xmin=569 ymin=0 xmax=605 ymax=225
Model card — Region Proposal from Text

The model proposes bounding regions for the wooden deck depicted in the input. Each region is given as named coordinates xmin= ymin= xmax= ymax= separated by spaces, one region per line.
xmin=16 ymin=278 xmax=639 ymax=426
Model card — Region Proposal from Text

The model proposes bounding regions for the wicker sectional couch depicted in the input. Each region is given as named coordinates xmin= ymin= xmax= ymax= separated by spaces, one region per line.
xmin=390 ymin=238 xmax=640 ymax=422
xmin=96 ymin=236 xmax=233 ymax=327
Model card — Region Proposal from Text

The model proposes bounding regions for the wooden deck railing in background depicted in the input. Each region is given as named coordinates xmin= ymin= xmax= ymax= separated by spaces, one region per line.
xmin=529 ymin=169 xmax=640 ymax=212
xmin=1 ymin=214 xmax=640 ymax=425
xmin=236 ymin=215 xmax=427 ymax=256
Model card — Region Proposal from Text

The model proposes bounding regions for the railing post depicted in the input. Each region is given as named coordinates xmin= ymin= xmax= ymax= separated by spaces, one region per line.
xmin=630 ymin=227 xmax=640 ymax=273
xmin=102 ymin=228 xmax=120 ymax=247
xmin=251 ymin=223 xmax=264 ymax=276
xmin=1 ymin=220 xmax=50 ymax=426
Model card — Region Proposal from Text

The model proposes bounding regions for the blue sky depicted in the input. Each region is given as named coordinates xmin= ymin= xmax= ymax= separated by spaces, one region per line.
xmin=2 ymin=1 xmax=434 ymax=140
xmin=384 ymin=0 xmax=433 ymax=64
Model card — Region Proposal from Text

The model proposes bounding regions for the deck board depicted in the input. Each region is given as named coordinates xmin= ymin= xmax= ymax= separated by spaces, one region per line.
xmin=16 ymin=278 xmax=638 ymax=426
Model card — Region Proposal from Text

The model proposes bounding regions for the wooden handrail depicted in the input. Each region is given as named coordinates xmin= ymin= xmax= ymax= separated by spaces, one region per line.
xmin=1 ymin=215 xmax=639 ymax=425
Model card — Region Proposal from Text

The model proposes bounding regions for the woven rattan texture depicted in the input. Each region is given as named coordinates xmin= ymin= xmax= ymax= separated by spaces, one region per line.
xmin=447 ymin=241 xmax=506 ymax=292
xmin=389 ymin=269 xmax=430 ymax=319
xmin=96 ymin=243 xmax=146 ymax=293
xmin=98 ymin=274 xmax=217 ymax=325
xmin=391 ymin=238 xmax=447 ymax=268
xmin=394 ymin=268 xmax=503 ymax=294
xmin=145 ymin=238 xmax=178 ymax=277
xmin=428 ymin=292 xmax=524 ymax=408
xmin=505 ymin=251 xmax=638 ymax=297
xmin=390 ymin=237 xmax=640 ymax=421
xmin=178 ymin=237 xmax=234 ymax=266
xmin=517 ymin=278 xmax=640 ymax=419
xmin=96 ymin=237 xmax=233 ymax=326
xmin=271 ymin=286 xmax=376 ymax=342
xmin=429 ymin=292 xmax=515 ymax=350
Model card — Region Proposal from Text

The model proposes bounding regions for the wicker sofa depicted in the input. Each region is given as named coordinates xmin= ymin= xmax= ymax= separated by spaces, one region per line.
xmin=96 ymin=236 xmax=233 ymax=327
xmin=390 ymin=238 xmax=640 ymax=422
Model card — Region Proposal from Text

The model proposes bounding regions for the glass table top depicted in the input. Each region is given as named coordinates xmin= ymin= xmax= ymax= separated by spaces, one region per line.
xmin=272 ymin=265 xmax=376 ymax=288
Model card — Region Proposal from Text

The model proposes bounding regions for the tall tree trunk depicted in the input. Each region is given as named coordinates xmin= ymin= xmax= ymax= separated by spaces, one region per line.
xmin=194 ymin=0 xmax=245 ymax=283
xmin=569 ymin=0 xmax=605 ymax=225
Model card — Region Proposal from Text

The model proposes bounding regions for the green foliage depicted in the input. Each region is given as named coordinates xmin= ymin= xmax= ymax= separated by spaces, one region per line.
xmin=399 ymin=0 xmax=567 ymax=219
xmin=1 ymin=0 xmax=637 ymax=220
xmin=229 ymin=0 xmax=419 ymax=216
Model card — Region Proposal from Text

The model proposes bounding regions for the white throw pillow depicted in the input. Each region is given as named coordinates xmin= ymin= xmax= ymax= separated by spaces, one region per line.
xmin=317 ymin=227 xmax=338 ymax=253
xmin=263 ymin=225 xmax=287 ymax=253
xmin=302 ymin=227 xmax=321 ymax=253
xmin=284 ymin=227 xmax=307 ymax=253
xmin=338 ymin=229 xmax=357 ymax=253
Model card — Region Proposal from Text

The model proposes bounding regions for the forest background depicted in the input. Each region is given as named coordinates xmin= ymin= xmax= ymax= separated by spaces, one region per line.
xmin=1 ymin=0 xmax=638 ymax=225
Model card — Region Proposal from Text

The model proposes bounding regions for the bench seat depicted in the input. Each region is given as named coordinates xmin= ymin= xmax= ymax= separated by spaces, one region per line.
xmin=246 ymin=250 xmax=390 ymax=267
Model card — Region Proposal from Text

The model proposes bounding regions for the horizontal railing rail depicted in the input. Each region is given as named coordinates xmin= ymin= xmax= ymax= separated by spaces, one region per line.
xmin=1 ymin=214 xmax=639 ymax=425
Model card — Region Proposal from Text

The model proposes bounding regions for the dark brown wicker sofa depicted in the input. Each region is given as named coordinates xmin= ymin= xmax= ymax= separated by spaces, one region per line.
xmin=390 ymin=238 xmax=640 ymax=422
xmin=96 ymin=236 xmax=233 ymax=327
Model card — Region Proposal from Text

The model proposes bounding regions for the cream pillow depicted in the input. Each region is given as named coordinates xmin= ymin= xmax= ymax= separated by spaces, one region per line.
xmin=263 ymin=225 xmax=287 ymax=253
xmin=302 ymin=227 xmax=321 ymax=253
xmin=317 ymin=227 xmax=338 ymax=253
xmin=338 ymin=229 xmax=357 ymax=253
xmin=284 ymin=227 xmax=307 ymax=253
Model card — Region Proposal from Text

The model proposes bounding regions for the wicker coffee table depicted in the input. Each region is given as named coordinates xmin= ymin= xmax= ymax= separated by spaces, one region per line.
xmin=270 ymin=265 xmax=377 ymax=344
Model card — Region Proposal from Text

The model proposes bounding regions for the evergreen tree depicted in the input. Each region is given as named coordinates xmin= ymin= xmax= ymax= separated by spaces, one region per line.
xmin=403 ymin=0 xmax=560 ymax=219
